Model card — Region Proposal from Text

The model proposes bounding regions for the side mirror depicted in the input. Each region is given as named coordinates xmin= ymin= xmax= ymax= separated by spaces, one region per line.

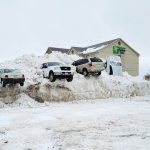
xmin=72 ymin=62 xmax=75 ymax=66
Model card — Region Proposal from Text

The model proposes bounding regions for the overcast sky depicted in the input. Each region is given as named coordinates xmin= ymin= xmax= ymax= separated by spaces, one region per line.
xmin=0 ymin=0 xmax=150 ymax=76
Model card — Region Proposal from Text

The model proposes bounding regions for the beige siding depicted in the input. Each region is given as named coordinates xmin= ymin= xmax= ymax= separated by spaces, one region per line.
xmin=87 ymin=40 xmax=139 ymax=76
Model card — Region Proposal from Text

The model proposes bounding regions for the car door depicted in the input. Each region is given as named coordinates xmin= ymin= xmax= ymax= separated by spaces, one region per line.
xmin=78 ymin=59 xmax=89 ymax=72
xmin=0 ymin=69 xmax=3 ymax=83
xmin=41 ymin=63 xmax=49 ymax=77
xmin=90 ymin=58 xmax=104 ymax=70
xmin=111 ymin=62 xmax=123 ymax=76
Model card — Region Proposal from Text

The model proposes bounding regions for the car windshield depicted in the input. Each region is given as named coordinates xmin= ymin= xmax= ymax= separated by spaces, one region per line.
xmin=48 ymin=62 xmax=63 ymax=66
xmin=4 ymin=69 xmax=21 ymax=73
xmin=110 ymin=61 xmax=122 ymax=66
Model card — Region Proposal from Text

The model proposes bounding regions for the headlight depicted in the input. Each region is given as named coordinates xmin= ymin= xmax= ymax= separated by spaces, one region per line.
xmin=54 ymin=67 xmax=60 ymax=70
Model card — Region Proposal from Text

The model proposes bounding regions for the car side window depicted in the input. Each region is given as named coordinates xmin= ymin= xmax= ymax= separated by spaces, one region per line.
xmin=72 ymin=61 xmax=79 ymax=66
xmin=41 ymin=63 xmax=48 ymax=69
xmin=90 ymin=58 xmax=102 ymax=62
xmin=76 ymin=60 xmax=82 ymax=66
xmin=0 ymin=69 xmax=3 ymax=74
xmin=81 ymin=59 xmax=88 ymax=64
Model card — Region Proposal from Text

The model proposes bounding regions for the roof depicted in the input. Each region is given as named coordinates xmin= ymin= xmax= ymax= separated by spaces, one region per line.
xmin=71 ymin=38 xmax=118 ymax=53
xmin=71 ymin=47 xmax=86 ymax=52
xmin=45 ymin=38 xmax=140 ymax=56
xmin=86 ymin=38 xmax=118 ymax=49
xmin=46 ymin=47 xmax=69 ymax=54
xmin=72 ymin=38 xmax=140 ymax=56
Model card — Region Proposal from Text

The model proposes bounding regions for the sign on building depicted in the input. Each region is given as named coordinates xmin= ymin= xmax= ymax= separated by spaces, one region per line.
xmin=113 ymin=46 xmax=126 ymax=54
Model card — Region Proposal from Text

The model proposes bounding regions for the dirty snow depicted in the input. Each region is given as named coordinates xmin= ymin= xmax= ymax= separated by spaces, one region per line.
xmin=0 ymin=96 xmax=150 ymax=150
xmin=0 ymin=52 xmax=150 ymax=149
xmin=0 ymin=52 xmax=150 ymax=103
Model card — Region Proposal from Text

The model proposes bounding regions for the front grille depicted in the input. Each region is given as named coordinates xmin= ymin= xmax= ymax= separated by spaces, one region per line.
xmin=60 ymin=67 xmax=71 ymax=71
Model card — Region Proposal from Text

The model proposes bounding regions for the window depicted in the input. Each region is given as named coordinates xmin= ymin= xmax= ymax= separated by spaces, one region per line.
xmin=41 ymin=63 xmax=48 ymax=69
xmin=90 ymin=57 xmax=102 ymax=62
xmin=48 ymin=62 xmax=63 ymax=66
xmin=81 ymin=59 xmax=88 ymax=64
xmin=4 ymin=69 xmax=21 ymax=73
xmin=118 ymin=41 xmax=121 ymax=45
xmin=0 ymin=69 xmax=3 ymax=74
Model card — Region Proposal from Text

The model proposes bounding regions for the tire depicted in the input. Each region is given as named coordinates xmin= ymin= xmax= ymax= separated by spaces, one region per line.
xmin=49 ymin=72 xmax=56 ymax=82
xmin=20 ymin=83 xmax=24 ymax=86
xmin=67 ymin=75 xmax=73 ymax=82
xmin=109 ymin=66 xmax=113 ymax=75
xmin=2 ymin=81 xmax=6 ymax=87
xmin=104 ymin=62 xmax=107 ymax=69
xmin=97 ymin=72 xmax=101 ymax=76
xmin=1 ymin=79 xmax=6 ymax=87
xmin=83 ymin=69 xmax=89 ymax=76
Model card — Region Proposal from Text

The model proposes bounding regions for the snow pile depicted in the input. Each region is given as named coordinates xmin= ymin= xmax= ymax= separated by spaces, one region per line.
xmin=83 ymin=45 xmax=108 ymax=54
xmin=0 ymin=52 xmax=150 ymax=103
xmin=28 ymin=72 xmax=150 ymax=102
xmin=0 ymin=52 xmax=81 ymax=86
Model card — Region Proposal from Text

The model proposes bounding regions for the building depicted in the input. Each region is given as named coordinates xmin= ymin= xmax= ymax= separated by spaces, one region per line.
xmin=72 ymin=38 xmax=140 ymax=76
xmin=45 ymin=47 xmax=69 ymax=54
xmin=45 ymin=38 xmax=140 ymax=76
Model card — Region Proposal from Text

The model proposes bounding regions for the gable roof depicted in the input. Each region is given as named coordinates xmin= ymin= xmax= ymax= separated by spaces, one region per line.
xmin=71 ymin=38 xmax=118 ymax=53
xmin=71 ymin=47 xmax=86 ymax=52
xmin=72 ymin=38 xmax=140 ymax=56
xmin=46 ymin=47 xmax=69 ymax=54
xmin=87 ymin=38 xmax=118 ymax=49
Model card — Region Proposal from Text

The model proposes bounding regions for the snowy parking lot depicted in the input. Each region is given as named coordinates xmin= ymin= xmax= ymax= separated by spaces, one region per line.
xmin=0 ymin=52 xmax=150 ymax=150
xmin=0 ymin=96 xmax=150 ymax=150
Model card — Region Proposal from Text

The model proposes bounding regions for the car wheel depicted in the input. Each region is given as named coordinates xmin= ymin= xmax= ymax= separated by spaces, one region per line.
xmin=67 ymin=75 xmax=73 ymax=82
xmin=1 ymin=80 xmax=6 ymax=87
xmin=97 ymin=72 xmax=101 ymax=76
xmin=104 ymin=62 xmax=107 ymax=69
xmin=49 ymin=72 xmax=56 ymax=82
xmin=109 ymin=66 xmax=113 ymax=75
xmin=20 ymin=83 xmax=24 ymax=86
xmin=83 ymin=69 xmax=89 ymax=76
xmin=43 ymin=73 xmax=45 ymax=78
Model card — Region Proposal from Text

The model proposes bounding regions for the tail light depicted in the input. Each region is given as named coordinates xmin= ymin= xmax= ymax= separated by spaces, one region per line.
xmin=22 ymin=74 xmax=25 ymax=78
xmin=5 ymin=75 xmax=8 ymax=78
xmin=88 ymin=63 xmax=92 ymax=67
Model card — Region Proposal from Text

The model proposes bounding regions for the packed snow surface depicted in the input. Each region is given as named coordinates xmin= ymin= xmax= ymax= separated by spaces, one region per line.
xmin=0 ymin=96 xmax=150 ymax=150
xmin=0 ymin=52 xmax=150 ymax=149
xmin=0 ymin=52 xmax=150 ymax=102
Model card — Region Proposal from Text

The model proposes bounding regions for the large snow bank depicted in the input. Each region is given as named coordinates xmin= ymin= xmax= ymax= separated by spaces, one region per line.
xmin=0 ymin=52 xmax=150 ymax=103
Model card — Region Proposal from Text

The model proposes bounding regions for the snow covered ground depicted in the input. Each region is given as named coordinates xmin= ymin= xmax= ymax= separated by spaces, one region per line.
xmin=0 ymin=96 xmax=150 ymax=150
xmin=0 ymin=52 xmax=150 ymax=149
xmin=0 ymin=52 xmax=150 ymax=103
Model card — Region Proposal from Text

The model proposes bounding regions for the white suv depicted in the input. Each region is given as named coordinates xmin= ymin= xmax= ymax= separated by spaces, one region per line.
xmin=0 ymin=69 xmax=25 ymax=87
xmin=41 ymin=62 xmax=74 ymax=82
xmin=72 ymin=57 xmax=106 ymax=76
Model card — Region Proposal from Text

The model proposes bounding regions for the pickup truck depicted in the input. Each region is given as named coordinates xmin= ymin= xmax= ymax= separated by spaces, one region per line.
xmin=41 ymin=62 xmax=74 ymax=82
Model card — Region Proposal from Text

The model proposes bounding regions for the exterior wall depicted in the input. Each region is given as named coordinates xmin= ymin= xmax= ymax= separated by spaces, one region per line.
xmin=86 ymin=40 xmax=139 ymax=76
